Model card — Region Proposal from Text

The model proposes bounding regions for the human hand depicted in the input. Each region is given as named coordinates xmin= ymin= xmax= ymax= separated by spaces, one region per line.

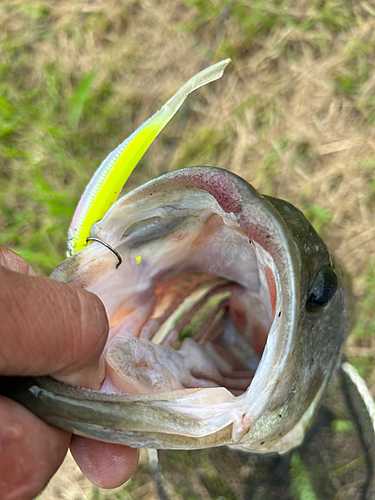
xmin=0 ymin=245 xmax=139 ymax=500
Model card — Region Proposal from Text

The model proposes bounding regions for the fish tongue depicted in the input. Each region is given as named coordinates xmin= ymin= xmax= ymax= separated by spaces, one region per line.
xmin=106 ymin=333 xmax=179 ymax=394
xmin=105 ymin=332 xmax=223 ymax=395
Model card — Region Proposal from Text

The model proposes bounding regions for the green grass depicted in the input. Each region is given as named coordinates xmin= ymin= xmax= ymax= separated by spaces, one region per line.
xmin=334 ymin=456 xmax=366 ymax=477
xmin=332 ymin=419 xmax=355 ymax=434
xmin=0 ymin=2 xmax=151 ymax=273
xmin=1 ymin=1 xmax=375 ymax=498
xmin=290 ymin=452 xmax=317 ymax=500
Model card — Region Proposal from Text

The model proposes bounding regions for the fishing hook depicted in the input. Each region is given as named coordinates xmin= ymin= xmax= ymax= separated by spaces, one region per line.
xmin=86 ymin=237 xmax=122 ymax=268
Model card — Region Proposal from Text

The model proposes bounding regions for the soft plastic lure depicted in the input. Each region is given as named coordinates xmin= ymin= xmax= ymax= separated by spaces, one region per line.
xmin=68 ymin=59 xmax=231 ymax=255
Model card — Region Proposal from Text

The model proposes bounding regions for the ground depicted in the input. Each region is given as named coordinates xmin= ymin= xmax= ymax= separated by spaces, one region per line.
xmin=0 ymin=1 xmax=374 ymax=499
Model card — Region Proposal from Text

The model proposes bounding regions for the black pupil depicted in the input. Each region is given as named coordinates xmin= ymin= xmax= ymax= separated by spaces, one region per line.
xmin=306 ymin=267 xmax=338 ymax=312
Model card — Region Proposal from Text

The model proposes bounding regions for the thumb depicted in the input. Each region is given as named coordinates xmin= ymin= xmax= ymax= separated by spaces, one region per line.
xmin=0 ymin=248 xmax=108 ymax=390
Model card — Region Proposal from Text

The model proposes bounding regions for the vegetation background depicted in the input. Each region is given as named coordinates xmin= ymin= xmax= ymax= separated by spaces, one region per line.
xmin=0 ymin=0 xmax=374 ymax=498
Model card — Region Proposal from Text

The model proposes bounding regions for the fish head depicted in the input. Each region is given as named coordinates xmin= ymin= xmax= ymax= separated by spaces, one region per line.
xmin=50 ymin=166 xmax=353 ymax=452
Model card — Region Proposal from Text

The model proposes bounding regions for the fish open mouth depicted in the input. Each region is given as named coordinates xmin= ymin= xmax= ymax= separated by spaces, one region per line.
xmin=56 ymin=168 xmax=289 ymax=406
xmin=102 ymin=189 xmax=275 ymax=398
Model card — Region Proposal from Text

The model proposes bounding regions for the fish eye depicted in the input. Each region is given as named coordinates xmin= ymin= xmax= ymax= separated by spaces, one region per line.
xmin=306 ymin=266 xmax=338 ymax=312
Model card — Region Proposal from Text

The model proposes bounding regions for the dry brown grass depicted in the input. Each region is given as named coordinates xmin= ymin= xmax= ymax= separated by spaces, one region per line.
xmin=1 ymin=0 xmax=375 ymax=498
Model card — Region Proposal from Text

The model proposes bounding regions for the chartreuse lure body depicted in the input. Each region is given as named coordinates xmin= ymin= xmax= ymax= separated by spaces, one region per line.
xmin=68 ymin=59 xmax=231 ymax=255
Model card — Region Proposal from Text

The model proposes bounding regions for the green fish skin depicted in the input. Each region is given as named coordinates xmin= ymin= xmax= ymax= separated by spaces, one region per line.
xmin=0 ymin=167 xmax=354 ymax=453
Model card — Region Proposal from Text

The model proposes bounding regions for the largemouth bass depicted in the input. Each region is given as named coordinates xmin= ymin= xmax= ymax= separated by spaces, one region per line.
xmin=0 ymin=60 xmax=353 ymax=454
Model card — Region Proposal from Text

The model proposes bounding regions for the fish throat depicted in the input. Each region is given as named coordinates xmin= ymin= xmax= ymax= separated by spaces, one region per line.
xmin=83 ymin=170 xmax=280 ymax=402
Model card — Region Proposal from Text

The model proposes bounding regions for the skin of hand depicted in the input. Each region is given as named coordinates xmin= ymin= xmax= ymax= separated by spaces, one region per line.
xmin=0 ymin=245 xmax=139 ymax=500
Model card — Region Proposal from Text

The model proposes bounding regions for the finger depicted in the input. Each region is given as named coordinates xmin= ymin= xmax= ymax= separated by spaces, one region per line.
xmin=0 ymin=245 xmax=36 ymax=275
xmin=70 ymin=435 xmax=139 ymax=489
xmin=0 ymin=264 xmax=108 ymax=390
xmin=0 ymin=396 xmax=70 ymax=500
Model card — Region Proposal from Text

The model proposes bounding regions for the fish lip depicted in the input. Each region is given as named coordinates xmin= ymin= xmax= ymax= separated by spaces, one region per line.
xmin=51 ymin=167 xmax=301 ymax=444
